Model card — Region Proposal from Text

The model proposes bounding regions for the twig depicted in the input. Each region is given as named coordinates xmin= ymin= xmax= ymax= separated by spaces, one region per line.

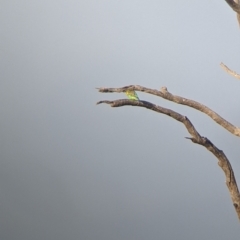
xmin=97 ymin=86 xmax=240 ymax=136
xmin=220 ymin=62 xmax=240 ymax=80
xmin=97 ymin=98 xmax=240 ymax=219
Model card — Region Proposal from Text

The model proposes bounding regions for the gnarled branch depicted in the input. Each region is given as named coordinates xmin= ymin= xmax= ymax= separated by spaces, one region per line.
xmin=97 ymin=98 xmax=240 ymax=219
xmin=97 ymin=85 xmax=240 ymax=136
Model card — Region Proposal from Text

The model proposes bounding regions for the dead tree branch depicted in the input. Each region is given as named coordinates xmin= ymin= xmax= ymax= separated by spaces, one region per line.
xmin=97 ymin=98 xmax=240 ymax=219
xmin=225 ymin=0 xmax=240 ymax=26
xmin=225 ymin=0 xmax=240 ymax=14
xmin=220 ymin=62 xmax=240 ymax=80
xmin=97 ymin=86 xmax=240 ymax=136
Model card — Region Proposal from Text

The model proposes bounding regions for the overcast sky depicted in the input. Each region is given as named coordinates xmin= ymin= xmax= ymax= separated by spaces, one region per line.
xmin=1 ymin=1 xmax=240 ymax=239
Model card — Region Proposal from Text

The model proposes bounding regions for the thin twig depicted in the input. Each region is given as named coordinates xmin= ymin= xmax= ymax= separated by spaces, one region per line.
xmin=220 ymin=62 xmax=240 ymax=80
xmin=97 ymin=86 xmax=240 ymax=136
xmin=225 ymin=0 xmax=240 ymax=13
xmin=97 ymin=98 xmax=240 ymax=219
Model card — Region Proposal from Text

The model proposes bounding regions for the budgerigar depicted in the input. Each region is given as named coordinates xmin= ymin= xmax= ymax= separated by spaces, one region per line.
xmin=125 ymin=90 xmax=139 ymax=100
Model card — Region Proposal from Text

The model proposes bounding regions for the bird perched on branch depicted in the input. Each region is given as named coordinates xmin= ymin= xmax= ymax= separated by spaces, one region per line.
xmin=125 ymin=90 xmax=139 ymax=100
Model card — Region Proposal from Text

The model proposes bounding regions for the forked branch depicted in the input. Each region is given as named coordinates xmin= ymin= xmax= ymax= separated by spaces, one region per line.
xmin=97 ymin=97 xmax=240 ymax=219
xmin=97 ymin=85 xmax=240 ymax=136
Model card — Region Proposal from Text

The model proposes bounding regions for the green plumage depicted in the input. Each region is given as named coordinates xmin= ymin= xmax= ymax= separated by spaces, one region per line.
xmin=125 ymin=90 xmax=139 ymax=100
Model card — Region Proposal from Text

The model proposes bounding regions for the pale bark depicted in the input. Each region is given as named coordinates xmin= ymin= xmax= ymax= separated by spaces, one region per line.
xmin=97 ymin=93 xmax=240 ymax=220
xmin=98 ymin=85 xmax=240 ymax=136
xmin=220 ymin=63 xmax=240 ymax=80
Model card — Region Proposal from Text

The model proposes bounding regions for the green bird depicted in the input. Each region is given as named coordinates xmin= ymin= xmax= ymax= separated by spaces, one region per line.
xmin=125 ymin=90 xmax=139 ymax=100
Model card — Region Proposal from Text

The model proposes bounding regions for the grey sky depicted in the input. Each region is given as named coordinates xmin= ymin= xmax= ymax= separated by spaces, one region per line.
xmin=1 ymin=1 xmax=240 ymax=239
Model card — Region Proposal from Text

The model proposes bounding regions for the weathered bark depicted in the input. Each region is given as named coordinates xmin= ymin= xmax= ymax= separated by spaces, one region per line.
xmin=96 ymin=0 xmax=240 ymax=223
xmin=98 ymin=85 xmax=240 ymax=136
xmin=225 ymin=0 xmax=240 ymax=26
xmin=97 ymin=96 xmax=240 ymax=219
xmin=220 ymin=62 xmax=240 ymax=80
xmin=225 ymin=0 xmax=240 ymax=13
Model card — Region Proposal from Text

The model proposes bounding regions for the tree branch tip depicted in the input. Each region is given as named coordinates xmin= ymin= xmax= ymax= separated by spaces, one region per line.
xmin=96 ymin=87 xmax=105 ymax=92
xmin=220 ymin=62 xmax=240 ymax=80
xmin=96 ymin=100 xmax=112 ymax=105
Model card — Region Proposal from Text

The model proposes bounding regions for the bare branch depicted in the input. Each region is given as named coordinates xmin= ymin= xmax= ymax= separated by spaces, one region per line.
xmin=225 ymin=0 xmax=240 ymax=13
xmin=97 ymin=98 xmax=240 ymax=219
xmin=220 ymin=62 xmax=240 ymax=80
xmin=224 ymin=0 xmax=240 ymax=26
xmin=97 ymin=86 xmax=240 ymax=136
